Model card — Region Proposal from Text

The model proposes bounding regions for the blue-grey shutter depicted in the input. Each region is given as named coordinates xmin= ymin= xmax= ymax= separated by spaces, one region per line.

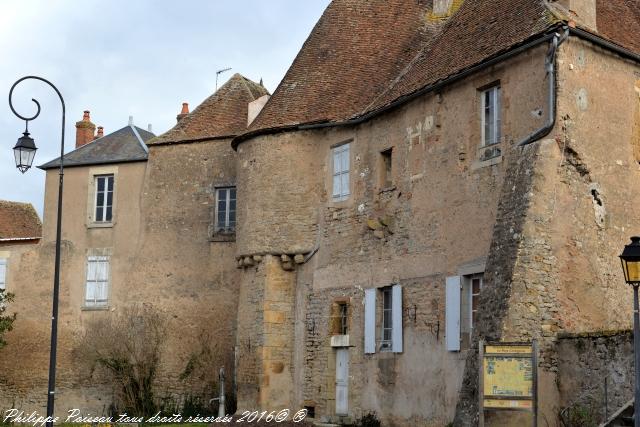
xmin=364 ymin=288 xmax=376 ymax=354
xmin=446 ymin=276 xmax=461 ymax=352
xmin=392 ymin=284 xmax=403 ymax=353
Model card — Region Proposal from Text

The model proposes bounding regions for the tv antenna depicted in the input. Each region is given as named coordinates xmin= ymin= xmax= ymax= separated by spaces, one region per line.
xmin=215 ymin=67 xmax=232 ymax=90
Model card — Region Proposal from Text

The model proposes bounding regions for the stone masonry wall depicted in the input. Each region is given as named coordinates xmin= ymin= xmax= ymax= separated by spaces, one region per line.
xmin=557 ymin=331 xmax=633 ymax=425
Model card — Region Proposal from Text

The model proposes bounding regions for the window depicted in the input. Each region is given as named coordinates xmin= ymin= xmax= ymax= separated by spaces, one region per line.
xmin=381 ymin=287 xmax=393 ymax=350
xmin=481 ymin=85 xmax=501 ymax=147
xmin=364 ymin=284 xmax=403 ymax=354
xmin=85 ymin=256 xmax=109 ymax=307
xmin=445 ymin=273 xmax=484 ymax=351
xmin=0 ymin=259 xmax=6 ymax=290
xmin=94 ymin=175 xmax=114 ymax=222
xmin=339 ymin=303 xmax=348 ymax=335
xmin=380 ymin=148 xmax=393 ymax=188
xmin=215 ymin=187 xmax=236 ymax=233
xmin=332 ymin=143 xmax=350 ymax=201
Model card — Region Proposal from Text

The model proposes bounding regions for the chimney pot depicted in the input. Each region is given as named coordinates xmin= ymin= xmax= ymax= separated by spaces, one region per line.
xmin=148 ymin=124 xmax=153 ymax=133
xmin=76 ymin=110 xmax=96 ymax=149
xmin=177 ymin=102 xmax=190 ymax=123
xmin=129 ymin=116 xmax=134 ymax=126
xmin=97 ymin=126 xmax=104 ymax=138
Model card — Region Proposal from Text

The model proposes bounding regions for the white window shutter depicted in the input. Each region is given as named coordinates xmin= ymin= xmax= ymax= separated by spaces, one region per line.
xmin=0 ymin=259 xmax=6 ymax=290
xmin=392 ymin=284 xmax=403 ymax=353
xmin=446 ymin=276 xmax=461 ymax=352
xmin=364 ymin=288 xmax=376 ymax=354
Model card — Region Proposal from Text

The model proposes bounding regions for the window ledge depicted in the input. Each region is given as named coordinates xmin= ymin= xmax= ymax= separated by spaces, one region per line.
xmin=330 ymin=335 xmax=350 ymax=347
xmin=472 ymin=155 xmax=503 ymax=171
xmin=209 ymin=233 xmax=236 ymax=243
xmin=81 ymin=305 xmax=110 ymax=311
xmin=87 ymin=222 xmax=114 ymax=229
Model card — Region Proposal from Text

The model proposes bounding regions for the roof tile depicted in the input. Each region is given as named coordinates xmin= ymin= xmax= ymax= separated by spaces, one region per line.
xmin=0 ymin=200 xmax=42 ymax=240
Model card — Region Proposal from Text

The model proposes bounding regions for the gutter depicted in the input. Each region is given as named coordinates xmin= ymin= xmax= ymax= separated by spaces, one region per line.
xmin=0 ymin=237 xmax=42 ymax=242
xmin=569 ymin=27 xmax=640 ymax=63
xmin=518 ymin=28 xmax=569 ymax=146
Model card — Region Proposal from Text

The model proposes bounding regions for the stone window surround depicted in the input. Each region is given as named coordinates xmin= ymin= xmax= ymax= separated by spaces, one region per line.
xmin=86 ymin=165 xmax=119 ymax=229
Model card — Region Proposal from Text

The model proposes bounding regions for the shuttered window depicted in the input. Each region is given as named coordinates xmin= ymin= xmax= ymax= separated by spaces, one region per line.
xmin=364 ymin=285 xmax=403 ymax=354
xmin=94 ymin=175 xmax=114 ymax=222
xmin=85 ymin=256 xmax=109 ymax=307
xmin=0 ymin=259 xmax=6 ymax=290
xmin=332 ymin=143 xmax=350 ymax=200
xmin=446 ymin=276 xmax=461 ymax=352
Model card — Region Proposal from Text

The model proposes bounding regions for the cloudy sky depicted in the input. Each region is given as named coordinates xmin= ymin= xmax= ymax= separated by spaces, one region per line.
xmin=0 ymin=1 xmax=330 ymax=217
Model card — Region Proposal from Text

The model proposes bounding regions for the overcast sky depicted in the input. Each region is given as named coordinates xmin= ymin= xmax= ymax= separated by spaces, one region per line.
xmin=0 ymin=1 xmax=330 ymax=217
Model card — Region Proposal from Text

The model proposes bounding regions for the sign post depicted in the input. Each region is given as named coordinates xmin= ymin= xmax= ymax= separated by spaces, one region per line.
xmin=479 ymin=340 xmax=538 ymax=426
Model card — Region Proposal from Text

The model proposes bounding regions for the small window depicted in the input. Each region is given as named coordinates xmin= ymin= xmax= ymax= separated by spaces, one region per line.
xmin=94 ymin=175 xmax=114 ymax=222
xmin=332 ymin=143 xmax=350 ymax=201
xmin=85 ymin=256 xmax=109 ymax=307
xmin=380 ymin=148 xmax=393 ymax=188
xmin=470 ymin=274 xmax=483 ymax=331
xmin=380 ymin=287 xmax=393 ymax=350
xmin=215 ymin=187 xmax=236 ymax=233
xmin=339 ymin=303 xmax=348 ymax=335
xmin=481 ymin=85 xmax=501 ymax=147
xmin=0 ymin=258 xmax=6 ymax=290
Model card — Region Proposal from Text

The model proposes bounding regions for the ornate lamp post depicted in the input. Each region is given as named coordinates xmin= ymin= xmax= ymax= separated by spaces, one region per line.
xmin=9 ymin=76 xmax=65 ymax=427
xmin=620 ymin=236 xmax=640 ymax=427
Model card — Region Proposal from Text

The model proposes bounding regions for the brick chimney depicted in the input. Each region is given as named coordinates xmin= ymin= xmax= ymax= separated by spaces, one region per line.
xmin=176 ymin=102 xmax=189 ymax=123
xmin=75 ymin=110 xmax=96 ymax=149
xmin=94 ymin=126 xmax=104 ymax=139
xmin=555 ymin=0 xmax=597 ymax=30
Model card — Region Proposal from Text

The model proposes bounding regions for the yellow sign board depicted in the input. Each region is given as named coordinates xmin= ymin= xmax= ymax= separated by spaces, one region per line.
xmin=483 ymin=355 xmax=533 ymax=398
xmin=484 ymin=399 xmax=533 ymax=409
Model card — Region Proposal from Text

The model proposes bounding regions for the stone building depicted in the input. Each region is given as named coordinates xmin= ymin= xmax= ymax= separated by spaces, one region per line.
xmin=2 ymin=0 xmax=640 ymax=426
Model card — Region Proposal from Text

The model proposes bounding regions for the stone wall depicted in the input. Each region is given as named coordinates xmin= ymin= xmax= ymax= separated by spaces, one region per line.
xmin=557 ymin=331 xmax=633 ymax=425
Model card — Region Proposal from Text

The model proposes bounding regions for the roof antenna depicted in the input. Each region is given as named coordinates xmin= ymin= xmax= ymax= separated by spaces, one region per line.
xmin=215 ymin=68 xmax=232 ymax=90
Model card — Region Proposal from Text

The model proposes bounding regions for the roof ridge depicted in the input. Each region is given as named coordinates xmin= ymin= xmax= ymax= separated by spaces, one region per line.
xmin=130 ymin=125 xmax=149 ymax=153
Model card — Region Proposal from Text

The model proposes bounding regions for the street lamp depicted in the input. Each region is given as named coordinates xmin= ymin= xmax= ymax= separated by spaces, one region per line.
xmin=620 ymin=236 xmax=640 ymax=427
xmin=9 ymin=76 xmax=65 ymax=427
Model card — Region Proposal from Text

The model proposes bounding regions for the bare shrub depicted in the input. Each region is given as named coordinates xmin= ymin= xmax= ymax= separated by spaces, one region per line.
xmin=76 ymin=303 xmax=166 ymax=416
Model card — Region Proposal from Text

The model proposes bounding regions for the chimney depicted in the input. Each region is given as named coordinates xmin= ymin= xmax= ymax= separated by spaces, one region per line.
xmin=129 ymin=115 xmax=134 ymax=126
xmin=176 ymin=102 xmax=189 ymax=123
xmin=75 ymin=110 xmax=96 ymax=149
xmin=555 ymin=0 xmax=597 ymax=30
xmin=94 ymin=126 xmax=104 ymax=139
xmin=147 ymin=124 xmax=153 ymax=133
xmin=247 ymin=95 xmax=270 ymax=126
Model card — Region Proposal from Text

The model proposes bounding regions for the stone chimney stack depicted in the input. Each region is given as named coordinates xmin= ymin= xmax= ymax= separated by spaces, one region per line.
xmin=95 ymin=126 xmax=104 ymax=139
xmin=555 ymin=0 xmax=597 ymax=30
xmin=75 ymin=110 xmax=96 ymax=149
xmin=176 ymin=102 xmax=189 ymax=123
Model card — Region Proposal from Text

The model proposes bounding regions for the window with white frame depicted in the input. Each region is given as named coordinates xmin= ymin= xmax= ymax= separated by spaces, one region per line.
xmin=446 ymin=272 xmax=484 ymax=352
xmin=85 ymin=256 xmax=109 ymax=307
xmin=481 ymin=85 xmax=501 ymax=147
xmin=332 ymin=143 xmax=350 ymax=201
xmin=94 ymin=175 xmax=114 ymax=222
xmin=215 ymin=187 xmax=236 ymax=233
xmin=0 ymin=259 xmax=6 ymax=290
xmin=364 ymin=284 xmax=403 ymax=354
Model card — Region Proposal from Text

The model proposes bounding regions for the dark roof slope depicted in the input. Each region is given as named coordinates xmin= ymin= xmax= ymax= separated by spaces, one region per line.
xmin=39 ymin=125 xmax=153 ymax=170
xmin=240 ymin=0 xmax=640 ymax=138
xmin=247 ymin=0 xmax=442 ymax=131
xmin=0 ymin=200 xmax=42 ymax=240
xmin=149 ymin=74 xmax=269 ymax=145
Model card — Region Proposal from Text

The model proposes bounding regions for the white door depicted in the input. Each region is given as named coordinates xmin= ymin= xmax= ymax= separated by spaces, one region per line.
xmin=335 ymin=348 xmax=349 ymax=415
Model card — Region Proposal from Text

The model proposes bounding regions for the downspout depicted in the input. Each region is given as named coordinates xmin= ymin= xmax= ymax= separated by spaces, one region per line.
xmin=518 ymin=27 xmax=569 ymax=146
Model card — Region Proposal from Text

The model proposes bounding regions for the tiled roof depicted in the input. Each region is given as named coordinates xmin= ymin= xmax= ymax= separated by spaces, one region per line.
xmin=239 ymin=0 xmax=640 ymax=140
xmin=0 ymin=200 xmax=42 ymax=240
xmin=149 ymin=74 xmax=269 ymax=145
xmin=39 ymin=125 xmax=153 ymax=170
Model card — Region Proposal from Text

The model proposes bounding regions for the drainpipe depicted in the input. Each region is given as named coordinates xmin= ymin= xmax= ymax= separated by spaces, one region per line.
xmin=209 ymin=367 xmax=226 ymax=417
xmin=518 ymin=28 xmax=569 ymax=146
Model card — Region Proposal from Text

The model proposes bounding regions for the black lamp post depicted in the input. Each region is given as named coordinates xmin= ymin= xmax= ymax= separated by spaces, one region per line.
xmin=620 ymin=236 xmax=640 ymax=427
xmin=9 ymin=76 xmax=65 ymax=427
